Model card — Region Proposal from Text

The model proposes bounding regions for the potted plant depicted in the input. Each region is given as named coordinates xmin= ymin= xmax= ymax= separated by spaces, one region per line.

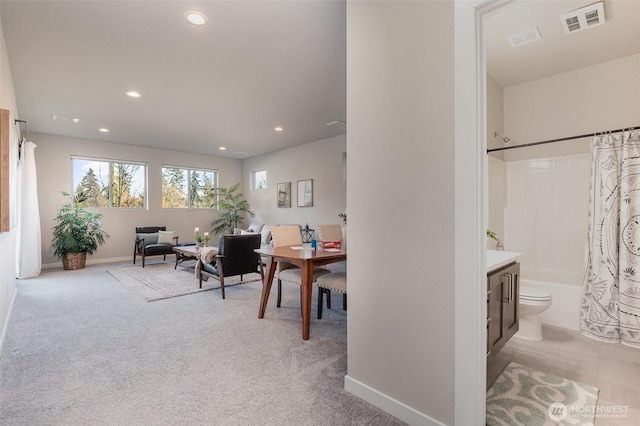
xmin=210 ymin=183 xmax=254 ymax=235
xmin=52 ymin=191 xmax=109 ymax=270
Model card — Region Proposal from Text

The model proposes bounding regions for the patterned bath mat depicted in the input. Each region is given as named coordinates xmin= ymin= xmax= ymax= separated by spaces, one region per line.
xmin=108 ymin=263 xmax=262 ymax=302
xmin=486 ymin=362 xmax=599 ymax=425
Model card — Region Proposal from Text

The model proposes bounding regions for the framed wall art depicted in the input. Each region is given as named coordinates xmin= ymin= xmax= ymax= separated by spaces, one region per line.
xmin=277 ymin=182 xmax=291 ymax=208
xmin=0 ymin=109 xmax=10 ymax=231
xmin=297 ymin=179 xmax=313 ymax=207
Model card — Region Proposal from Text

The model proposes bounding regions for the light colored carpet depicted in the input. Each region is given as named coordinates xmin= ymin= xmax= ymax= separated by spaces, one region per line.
xmin=486 ymin=362 xmax=599 ymax=426
xmin=108 ymin=263 xmax=262 ymax=302
xmin=0 ymin=262 xmax=405 ymax=425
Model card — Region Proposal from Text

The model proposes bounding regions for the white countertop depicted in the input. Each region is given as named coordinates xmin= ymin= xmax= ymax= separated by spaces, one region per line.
xmin=487 ymin=250 xmax=522 ymax=273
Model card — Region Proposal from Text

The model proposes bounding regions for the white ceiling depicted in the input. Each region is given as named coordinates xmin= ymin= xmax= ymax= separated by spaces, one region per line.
xmin=3 ymin=1 xmax=639 ymax=159
xmin=1 ymin=1 xmax=346 ymax=159
xmin=485 ymin=0 xmax=640 ymax=88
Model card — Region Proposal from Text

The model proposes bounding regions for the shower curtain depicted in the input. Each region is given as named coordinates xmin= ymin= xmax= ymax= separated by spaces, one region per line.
xmin=581 ymin=131 xmax=640 ymax=348
xmin=16 ymin=140 xmax=41 ymax=278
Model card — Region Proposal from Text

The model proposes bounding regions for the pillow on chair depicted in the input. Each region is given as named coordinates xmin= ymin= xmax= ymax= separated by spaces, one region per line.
xmin=157 ymin=230 xmax=175 ymax=244
xmin=247 ymin=222 xmax=264 ymax=233
xmin=136 ymin=232 xmax=159 ymax=245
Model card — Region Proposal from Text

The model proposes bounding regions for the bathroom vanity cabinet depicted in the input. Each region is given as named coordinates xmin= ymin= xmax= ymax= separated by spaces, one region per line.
xmin=486 ymin=261 xmax=520 ymax=365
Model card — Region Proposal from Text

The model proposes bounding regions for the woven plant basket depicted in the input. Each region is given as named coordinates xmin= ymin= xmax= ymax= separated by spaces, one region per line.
xmin=63 ymin=252 xmax=87 ymax=270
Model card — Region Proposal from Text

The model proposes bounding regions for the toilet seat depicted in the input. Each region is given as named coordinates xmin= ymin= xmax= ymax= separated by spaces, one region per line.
xmin=520 ymin=286 xmax=551 ymax=302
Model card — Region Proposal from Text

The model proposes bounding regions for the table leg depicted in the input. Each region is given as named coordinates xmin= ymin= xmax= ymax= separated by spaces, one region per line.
xmin=258 ymin=257 xmax=277 ymax=318
xmin=300 ymin=261 xmax=314 ymax=340
xmin=174 ymin=253 xmax=180 ymax=269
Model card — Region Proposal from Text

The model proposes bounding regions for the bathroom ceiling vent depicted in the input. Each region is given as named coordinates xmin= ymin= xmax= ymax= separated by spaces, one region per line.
xmin=507 ymin=27 xmax=542 ymax=48
xmin=561 ymin=2 xmax=605 ymax=34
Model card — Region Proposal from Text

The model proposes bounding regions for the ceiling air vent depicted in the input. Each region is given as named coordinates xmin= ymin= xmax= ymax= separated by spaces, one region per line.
xmin=507 ymin=27 xmax=542 ymax=48
xmin=326 ymin=120 xmax=346 ymax=129
xmin=51 ymin=114 xmax=80 ymax=123
xmin=561 ymin=2 xmax=605 ymax=34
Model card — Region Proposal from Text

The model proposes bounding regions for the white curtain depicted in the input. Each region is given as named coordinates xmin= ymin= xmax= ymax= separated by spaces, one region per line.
xmin=16 ymin=140 xmax=41 ymax=279
xmin=581 ymin=131 xmax=640 ymax=347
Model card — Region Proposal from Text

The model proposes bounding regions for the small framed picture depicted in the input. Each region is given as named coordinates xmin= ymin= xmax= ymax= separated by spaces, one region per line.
xmin=277 ymin=182 xmax=291 ymax=208
xmin=297 ymin=179 xmax=313 ymax=207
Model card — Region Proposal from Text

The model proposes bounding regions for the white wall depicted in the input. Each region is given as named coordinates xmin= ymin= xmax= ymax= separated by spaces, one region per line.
xmin=346 ymin=2 xmax=455 ymax=425
xmin=0 ymin=6 xmax=19 ymax=348
xmin=504 ymin=53 xmax=640 ymax=162
xmin=241 ymin=135 xmax=346 ymax=230
xmin=33 ymin=132 xmax=242 ymax=266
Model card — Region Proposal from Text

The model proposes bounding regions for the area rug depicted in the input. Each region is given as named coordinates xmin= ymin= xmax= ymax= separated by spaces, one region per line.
xmin=108 ymin=263 xmax=262 ymax=302
xmin=486 ymin=362 xmax=599 ymax=425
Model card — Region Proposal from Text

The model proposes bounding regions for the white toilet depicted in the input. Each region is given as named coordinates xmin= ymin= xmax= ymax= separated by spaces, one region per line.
xmin=514 ymin=285 xmax=552 ymax=342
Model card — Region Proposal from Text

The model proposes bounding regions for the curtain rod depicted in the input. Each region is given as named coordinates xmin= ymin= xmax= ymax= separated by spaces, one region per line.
xmin=487 ymin=125 xmax=640 ymax=153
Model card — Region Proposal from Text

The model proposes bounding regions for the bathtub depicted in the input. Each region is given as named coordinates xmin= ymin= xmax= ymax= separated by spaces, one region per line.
xmin=520 ymin=269 xmax=583 ymax=331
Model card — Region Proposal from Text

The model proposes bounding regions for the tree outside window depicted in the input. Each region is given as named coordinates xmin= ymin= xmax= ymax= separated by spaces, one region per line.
xmin=162 ymin=166 xmax=217 ymax=208
xmin=72 ymin=158 xmax=146 ymax=208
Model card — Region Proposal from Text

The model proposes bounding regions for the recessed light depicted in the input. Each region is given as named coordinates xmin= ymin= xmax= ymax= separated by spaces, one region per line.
xmin=99 ymin=128 xmax=109 ymax=133
xmin=219 ymin=146 xmax=227 ymax=151
xmin=126 ymin=91 xmax=141 ymax=98
xmin=185 ymin=11 xmax=207 ymax=26
xmin=274 ymin=126 xmax=284 ymax=132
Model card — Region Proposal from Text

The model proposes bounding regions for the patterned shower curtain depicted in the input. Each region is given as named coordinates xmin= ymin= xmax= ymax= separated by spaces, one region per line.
xmin=581 ymin=131 xmax=640 ymax=348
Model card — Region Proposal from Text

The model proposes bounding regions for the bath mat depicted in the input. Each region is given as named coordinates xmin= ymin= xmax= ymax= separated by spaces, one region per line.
xmin=486 ymin=362 xmax=599 ymax=425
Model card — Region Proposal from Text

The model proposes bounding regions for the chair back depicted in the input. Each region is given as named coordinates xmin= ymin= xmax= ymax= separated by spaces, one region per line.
xmin=317 ymin=224 xmax=343 ymax=242
xmin=217 ymin=233 xmax=262 ymax=276
xmin=271 ymin=225 xmax=302 ymax=247
xmin=136 ymin=226 xmax=166 ymax=234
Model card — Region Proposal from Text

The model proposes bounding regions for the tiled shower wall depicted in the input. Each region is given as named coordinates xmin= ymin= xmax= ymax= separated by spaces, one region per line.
xmin=502 ymin=153 xmax=591 ymax=286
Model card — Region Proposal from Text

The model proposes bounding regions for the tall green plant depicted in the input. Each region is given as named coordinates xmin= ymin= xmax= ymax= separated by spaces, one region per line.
xmin=52 ymin=191 xmax=109 ymax=259
xmin=210 ymin=183 xmax=254 ymax=235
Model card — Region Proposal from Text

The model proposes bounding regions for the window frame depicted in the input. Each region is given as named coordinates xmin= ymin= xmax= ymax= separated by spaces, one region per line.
xmin=161 ymin=164 xmax=218 ymax=209
xmin=71 ymin=155 xmax=148 ymax=209
xmin=253 ymin=169 xmax=267 ymax=190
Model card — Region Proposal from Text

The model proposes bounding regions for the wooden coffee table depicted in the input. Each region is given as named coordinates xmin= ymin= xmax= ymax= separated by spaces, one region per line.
xmin=172 ymin=245 xmax=198 ymax=269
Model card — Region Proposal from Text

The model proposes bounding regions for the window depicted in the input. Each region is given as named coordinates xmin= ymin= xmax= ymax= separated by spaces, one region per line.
xmin=162 ymin=166 xmax=217 ymax=208
xmin=72 ymin=157 xmax=146 ymax=208
xmin=253 ymin=169 xmax=267 ymax=190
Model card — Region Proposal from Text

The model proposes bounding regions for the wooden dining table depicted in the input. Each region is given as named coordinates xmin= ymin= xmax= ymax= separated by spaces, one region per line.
xmin=255 ymin=245 xmax=347 ymax=340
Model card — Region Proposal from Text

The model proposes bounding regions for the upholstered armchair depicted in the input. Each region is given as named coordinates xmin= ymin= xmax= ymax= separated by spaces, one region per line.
xmin=197 ymin=233 xmax=263 ymax=299
xmin=133 ymin=226 xmax=179 ymax=267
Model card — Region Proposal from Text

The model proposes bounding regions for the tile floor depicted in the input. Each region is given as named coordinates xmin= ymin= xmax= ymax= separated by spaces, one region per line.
xmin=487 ymin=325 xmax=640 ymax=425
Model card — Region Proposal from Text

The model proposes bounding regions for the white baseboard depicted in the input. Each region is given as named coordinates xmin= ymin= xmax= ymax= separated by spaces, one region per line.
xmin=42 ymin=256 xmax=132 ymax=269
xmin=0 ymin=288 xmax=17 ymax=353
xmin=344 ymin=375 xmax=446 ymax=426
